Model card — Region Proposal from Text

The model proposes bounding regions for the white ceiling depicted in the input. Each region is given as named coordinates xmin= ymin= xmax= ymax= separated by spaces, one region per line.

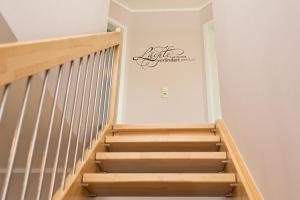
xmin=113 ymin=0 xmax=211 ymax=11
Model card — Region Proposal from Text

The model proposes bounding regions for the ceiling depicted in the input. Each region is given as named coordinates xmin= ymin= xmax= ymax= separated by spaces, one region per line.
xmin=113 ymin=0 xmax=211 ymax=11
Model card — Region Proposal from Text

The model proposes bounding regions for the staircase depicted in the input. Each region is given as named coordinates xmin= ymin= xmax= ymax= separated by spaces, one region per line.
xmin=0 ymin=30 xmax=262 ymax=200
xmin=81 ymin=124 xmax=236 ymax=197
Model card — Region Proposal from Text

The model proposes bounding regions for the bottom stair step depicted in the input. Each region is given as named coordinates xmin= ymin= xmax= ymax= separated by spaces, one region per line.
xmin=82 ymin=173 xmax=236 ymax=196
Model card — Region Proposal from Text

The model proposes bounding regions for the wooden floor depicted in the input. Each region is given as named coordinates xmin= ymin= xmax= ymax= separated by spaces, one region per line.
xmin=83 ymin=173 xmax=236 ymax=196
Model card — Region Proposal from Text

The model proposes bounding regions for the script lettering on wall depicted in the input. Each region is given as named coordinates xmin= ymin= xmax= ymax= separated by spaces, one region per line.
xmin=133 ymin=45 xmax=195 ymax=69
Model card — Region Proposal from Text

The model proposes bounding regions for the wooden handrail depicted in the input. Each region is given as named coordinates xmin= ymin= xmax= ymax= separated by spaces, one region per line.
xmin=216 ymin=120 xmax=263 ymax=200
xmin=0 ymin=31 xmax=121 ymax=85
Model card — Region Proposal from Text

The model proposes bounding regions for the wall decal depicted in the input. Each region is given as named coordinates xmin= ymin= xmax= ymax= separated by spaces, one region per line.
xmin=133 ymin=46 xmax=195 ymax=69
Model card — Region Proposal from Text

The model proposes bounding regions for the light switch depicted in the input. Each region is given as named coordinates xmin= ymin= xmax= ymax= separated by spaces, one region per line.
xmin=161 ymin=87 xmax=169 ymax=98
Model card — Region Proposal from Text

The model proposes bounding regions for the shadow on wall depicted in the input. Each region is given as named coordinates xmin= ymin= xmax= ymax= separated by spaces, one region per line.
xmin=0 ymin=12 xmax=17 ymax=43
xmin=0 ymin=74 xmax=78 ymax=199
xmin=0 ymin=55 xmax=102 ymax=199
xmin=0 ymin=31 xmax=104 ymax=198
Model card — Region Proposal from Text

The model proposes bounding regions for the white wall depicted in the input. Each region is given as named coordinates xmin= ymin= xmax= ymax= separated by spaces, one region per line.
xmin=212 ymin=0 xmax=300 ymax=199
xmin=111 ymin=2 xmax=213 ymax=124
xmin=0 ymin=0 xmax=110 ymax=41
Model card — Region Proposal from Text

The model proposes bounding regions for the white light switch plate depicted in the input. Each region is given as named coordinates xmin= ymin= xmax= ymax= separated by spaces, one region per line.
xmin=161 ymin=87 xmax=169 ymax=98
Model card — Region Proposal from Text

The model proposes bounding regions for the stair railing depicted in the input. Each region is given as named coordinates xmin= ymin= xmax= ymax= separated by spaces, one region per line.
xmin=0 ymin=29 xmax=121 ymax=200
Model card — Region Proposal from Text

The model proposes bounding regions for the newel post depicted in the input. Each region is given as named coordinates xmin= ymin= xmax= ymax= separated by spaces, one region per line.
xmin=107 ymin=28 xmax=122 ymax=126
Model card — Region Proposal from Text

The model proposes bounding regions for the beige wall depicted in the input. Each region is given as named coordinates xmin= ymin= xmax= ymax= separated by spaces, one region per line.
xmin=124 ymin=31 xmax=207 ymax=124
xmin=212 ymin=0 xmax=300 ymax=199
xmin=107 ymin=2 xmax=225 ymax=200
xmin=111 ymin=2 xmax=213 ymax=124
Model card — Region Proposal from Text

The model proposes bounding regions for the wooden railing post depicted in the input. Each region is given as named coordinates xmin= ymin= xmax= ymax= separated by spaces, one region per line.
xmin=108 ymin=28 xmax=121 ymax=126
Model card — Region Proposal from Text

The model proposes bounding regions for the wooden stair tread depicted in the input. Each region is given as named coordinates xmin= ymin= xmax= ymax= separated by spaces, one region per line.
xmin=83 ymin=173 xmax=236 ymax=182
xmin=105 ymin=135 xmax=220 ymax=152
xmin=96 ymin=152 xmax=227 ymax=173
xmin=96 ymin=152 xmax=227 ymax=160
xmin=106 ymin=135 xmax=220 ymax=143
xmin=112 ymin=132 xmax=214 ymax=136
xmin=113 ymin=124 xmax=215 ymax=132
xmin=82 ymin=173 xmax=236 ymax=196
